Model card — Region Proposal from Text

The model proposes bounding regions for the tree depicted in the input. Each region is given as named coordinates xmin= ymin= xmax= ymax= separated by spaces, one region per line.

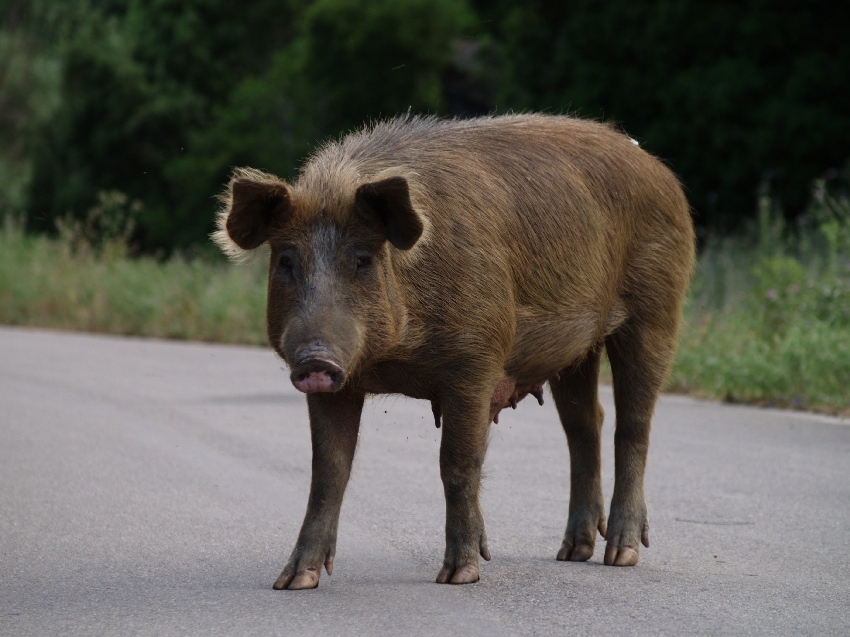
xmin=474 ymin=0 xmax=850 ymax=228
xmin=165 ymin=0 xmax=478 ymax=246
xmin=25 ymin=0 xmax=298 ymax=247
xmin=10 ymin=0 xmax=850 ymax=247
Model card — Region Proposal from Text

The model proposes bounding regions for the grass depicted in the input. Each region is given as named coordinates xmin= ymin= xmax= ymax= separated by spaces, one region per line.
xmin=0 ymin=215 xmax=268 ymax=345
xmin=671 ymin=183 xmax=850 ymax=415
xmin=1 ymin=183 xmax=849 ymax=415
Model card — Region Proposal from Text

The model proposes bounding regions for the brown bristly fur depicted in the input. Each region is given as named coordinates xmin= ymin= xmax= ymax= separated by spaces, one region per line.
xmin=216 ymin=113 xmax=696 ymax=588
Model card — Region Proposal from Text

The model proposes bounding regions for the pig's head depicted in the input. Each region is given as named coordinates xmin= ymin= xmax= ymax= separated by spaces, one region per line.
xmin=214 ymin=168 xmax=424 ymax=394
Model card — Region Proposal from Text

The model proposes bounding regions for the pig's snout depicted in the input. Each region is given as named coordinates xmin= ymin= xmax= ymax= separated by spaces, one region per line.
xmin=290 ymin=352 xmax=345 ymax=393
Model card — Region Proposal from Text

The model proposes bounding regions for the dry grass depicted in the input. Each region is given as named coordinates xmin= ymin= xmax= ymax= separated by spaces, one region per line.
xmin=0 ymin=216 xmax=267 ymax=345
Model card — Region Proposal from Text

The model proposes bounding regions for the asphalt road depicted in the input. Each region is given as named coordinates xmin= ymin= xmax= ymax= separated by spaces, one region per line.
xmin=1 ymin=326 xmax=848 ymax=636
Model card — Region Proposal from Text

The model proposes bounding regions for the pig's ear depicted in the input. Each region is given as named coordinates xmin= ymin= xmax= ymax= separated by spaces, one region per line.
xmin=355 ymin=176 xmax=423 ymax=250
xmin=214 ymin=170 xmax=291 ymax=256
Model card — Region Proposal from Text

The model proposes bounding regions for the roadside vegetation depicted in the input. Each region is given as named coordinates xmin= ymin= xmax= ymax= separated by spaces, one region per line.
xmin=0 ymin=198 xmax=268 ymax=345
xmin=672 ymin=181 xmax=850 ymax=414
xmin=1 ymin=1 xmax=847 ymax=415
xmin=2 ymin=181 xmax=848 ymax=415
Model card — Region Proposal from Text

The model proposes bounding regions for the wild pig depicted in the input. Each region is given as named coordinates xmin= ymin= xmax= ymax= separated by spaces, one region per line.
xmin=214 ymin=114 xmax=695 ymax=589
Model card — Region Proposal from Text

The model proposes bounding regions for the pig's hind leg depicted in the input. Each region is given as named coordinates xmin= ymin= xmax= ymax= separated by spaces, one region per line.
xmin=273 ymin=388 xmax=364 ymax=590
xmin=550 ymin=346 xmax=607 ymax=562
xmin=435 ymin=389 xmax=493 ymax=584
xmin=602 ymin=320 xmax=677 ymax=566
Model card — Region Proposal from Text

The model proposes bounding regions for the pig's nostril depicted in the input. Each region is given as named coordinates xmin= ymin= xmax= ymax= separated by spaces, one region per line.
xmin=290 ymin=357 xmax=345 ymax=394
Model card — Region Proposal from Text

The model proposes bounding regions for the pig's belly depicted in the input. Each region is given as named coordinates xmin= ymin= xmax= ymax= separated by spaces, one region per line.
xmin=505 ymin=307 xmax=609 ymax=384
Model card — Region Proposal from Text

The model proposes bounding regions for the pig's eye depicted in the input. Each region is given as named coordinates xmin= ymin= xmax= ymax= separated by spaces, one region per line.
xmin=355 ymin=255 xmax=372 ymax=270
xmin=278 ymin=254 xmax=293 ymax=270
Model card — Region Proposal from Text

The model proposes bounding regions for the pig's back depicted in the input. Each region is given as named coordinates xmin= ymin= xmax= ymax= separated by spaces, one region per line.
xmin=351 ymin=115 xmax=688 ymax=298
xmin=304 ymin=115 xmax=694 ymax=369
xmin=340 ymin=114 xmax=688 ymax=270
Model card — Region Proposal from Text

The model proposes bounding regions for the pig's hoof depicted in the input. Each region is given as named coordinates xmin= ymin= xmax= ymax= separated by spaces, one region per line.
xmin=603 ymin=519 xmax=649 ymax=567
xmin=273 ymin=545 xmax=336 ymax=589
xmin=273 ymin=562 xmax=327 ymax=590
xmin=436 ymin=538 xmax=489 ymax=584
xmin=557 ymin=541 xmax=594 ymax=562
xmin=557 ymin=507 xmax=606 ymax=562
xmin=436 ymin=562 xmax=480 ymax=584
xmin=603 ymin=544 xmax=639 ymax=566
xmin=437 ymin=522 xmax=490 ymax=584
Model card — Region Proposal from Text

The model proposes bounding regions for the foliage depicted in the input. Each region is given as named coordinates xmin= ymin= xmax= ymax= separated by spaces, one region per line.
xmin=0 ymin=2 xmax=62 ymax=211
xmin=672 ymin=179 xmax=850 ymax=413
xmin=165 ymin=0 xmax=478 ymax=244
xmin=54 ymin=189 xmax=142 ymax=253
xmin=10 ymin=0 xmax=478 ymax=249
xmin=19 ymin=0 xmax=298 ymax=247
xmin=1 ymin=0 xmax=849 ymax=250
xmin=473 ymin=0 xmax=850 ymax=230
xmin=0 ymin=214 xmax=268 ymax=344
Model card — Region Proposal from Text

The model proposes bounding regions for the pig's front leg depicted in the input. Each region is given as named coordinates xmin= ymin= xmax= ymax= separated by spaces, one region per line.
xmin=435 ymin=391 xmax=492 ymax=584
xmin=273 ymin=387 xmax=364 ymax=590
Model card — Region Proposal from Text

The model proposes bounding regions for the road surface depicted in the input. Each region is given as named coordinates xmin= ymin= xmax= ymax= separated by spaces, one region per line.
xmin=1 ymin=326 xmax=848 ymax=636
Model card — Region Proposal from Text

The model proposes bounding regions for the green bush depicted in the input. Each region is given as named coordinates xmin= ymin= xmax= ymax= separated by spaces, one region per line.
xmin=165 ymin=0 xmax=477 ymax=243
xmin=17 ymin=0 xmax=476 ymax=250
xmin=21 ymin=0 xmax=298 ymax=248
xmin=0 ymin=214 xmax=267 ymax=344
xmin=473 ymin=0 xmax=850 ymax=229
xmin=673 ymin=183 xmax=850 ymax=412
xmin=6 ymin=1 xmax=848 ymax=250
